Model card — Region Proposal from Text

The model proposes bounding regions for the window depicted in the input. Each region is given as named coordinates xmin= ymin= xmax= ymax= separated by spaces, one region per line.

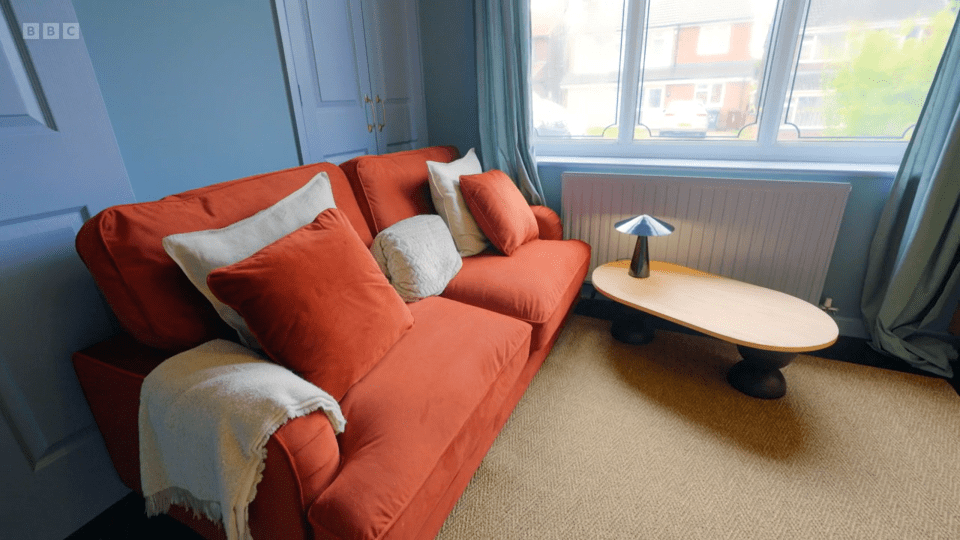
xmin=530 ymin=0 xmax=958 ymax=164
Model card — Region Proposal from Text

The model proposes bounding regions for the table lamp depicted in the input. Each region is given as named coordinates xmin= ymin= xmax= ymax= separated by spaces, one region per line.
xmin=615 ymin=215 xmax=675 ymax=278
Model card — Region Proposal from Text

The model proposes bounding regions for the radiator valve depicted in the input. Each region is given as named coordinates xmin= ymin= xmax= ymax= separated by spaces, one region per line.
xmin=820 ymin=297 xmax=839 ymax=316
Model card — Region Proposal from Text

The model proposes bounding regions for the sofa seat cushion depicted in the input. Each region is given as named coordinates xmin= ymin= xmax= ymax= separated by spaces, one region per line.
xmin=441 ymin=239 xmax=591 ymax=351
xmin=340 ymin=146 xmax=459 ymax=235
xmin=308 ymin=296 xmax=531 ymax=540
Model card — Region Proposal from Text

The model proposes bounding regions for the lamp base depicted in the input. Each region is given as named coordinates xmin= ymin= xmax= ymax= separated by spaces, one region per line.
xmin=628 ymin=236 xmax=650 ymax=278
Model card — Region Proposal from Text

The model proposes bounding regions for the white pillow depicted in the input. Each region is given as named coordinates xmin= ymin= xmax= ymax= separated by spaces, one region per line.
xmin=162 ymin=172 xmax=336 ymax=348
xmin=371 ymin=215 xmax=462 ymax=303
xmin=426 ymin=148 xmax=489 ymax=256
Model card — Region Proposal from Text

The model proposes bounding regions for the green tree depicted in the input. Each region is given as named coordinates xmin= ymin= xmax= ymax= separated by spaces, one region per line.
xmin=822 ymin=5 xmax=957 ymax=138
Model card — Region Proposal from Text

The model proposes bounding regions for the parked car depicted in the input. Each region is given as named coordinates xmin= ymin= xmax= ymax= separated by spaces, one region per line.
xmin=532 ymin=94 xmax=585 ymax=137
xmin=658 ymin=100 xmax=709 ymax=137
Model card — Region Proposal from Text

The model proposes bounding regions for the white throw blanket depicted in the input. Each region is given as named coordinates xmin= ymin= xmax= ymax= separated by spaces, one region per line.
xmin=139 ymin=339 xmax=346 ymax=540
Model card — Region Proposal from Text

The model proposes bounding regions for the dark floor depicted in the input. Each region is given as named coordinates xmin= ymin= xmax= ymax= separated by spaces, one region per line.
xmin=66 ymin=296 xmax=959 ymax=539
xmin=65 ymin=494 xmax=202 ymax=540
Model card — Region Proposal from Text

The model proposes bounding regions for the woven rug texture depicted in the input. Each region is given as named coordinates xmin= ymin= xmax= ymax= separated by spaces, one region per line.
xmin=435 ymin=315 xmax=960 ymax=540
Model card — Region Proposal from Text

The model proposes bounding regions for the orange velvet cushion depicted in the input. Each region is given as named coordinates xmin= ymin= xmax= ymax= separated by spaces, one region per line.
xmin=459 ymin=170 xmax=539 ymax=255
xmin=206 ymin=208 xmax=413 ymax=400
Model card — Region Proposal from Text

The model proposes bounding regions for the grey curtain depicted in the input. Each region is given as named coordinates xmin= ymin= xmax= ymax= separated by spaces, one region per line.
xmin=475 ymin=0 xmax=546 ymax=205
xmin=861 ymin=16 xmax=960 ymax=378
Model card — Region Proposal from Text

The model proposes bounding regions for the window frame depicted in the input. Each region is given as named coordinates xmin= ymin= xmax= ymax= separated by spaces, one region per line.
xmin=532 ymin=0 xmax=916 ymax=166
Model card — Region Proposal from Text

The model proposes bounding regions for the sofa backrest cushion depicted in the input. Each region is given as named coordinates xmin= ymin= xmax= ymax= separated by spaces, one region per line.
xmin=75 ymin=162 xmax=371 ymax=351
xmin=340 ymin=146 xmax=459 ymax=235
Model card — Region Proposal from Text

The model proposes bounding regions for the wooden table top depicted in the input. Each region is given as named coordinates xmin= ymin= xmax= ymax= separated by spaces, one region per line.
xmin=592 ymin=260 xmax=839 ymax=353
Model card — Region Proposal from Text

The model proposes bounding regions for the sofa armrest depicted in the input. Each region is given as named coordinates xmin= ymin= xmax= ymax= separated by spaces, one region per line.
xmin=74 ymin=333 xmax=342 ymax=540
xmin=531 ymin=205 xmax=563 ymax=241
xmin=248 ymin=412 xmax=341 ymax=540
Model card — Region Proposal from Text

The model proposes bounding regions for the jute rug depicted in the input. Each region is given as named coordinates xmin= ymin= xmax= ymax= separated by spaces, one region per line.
xmin=436 ymin=315 xmax=960 ymax=539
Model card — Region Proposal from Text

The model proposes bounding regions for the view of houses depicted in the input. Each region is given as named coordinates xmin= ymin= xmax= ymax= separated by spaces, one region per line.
xmin=531 ymin=0 xmax=955 ymax=140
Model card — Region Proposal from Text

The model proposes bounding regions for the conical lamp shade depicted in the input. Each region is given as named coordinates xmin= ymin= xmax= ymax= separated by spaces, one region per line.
xmin=615 ymin=214 xmax=674 ymax=236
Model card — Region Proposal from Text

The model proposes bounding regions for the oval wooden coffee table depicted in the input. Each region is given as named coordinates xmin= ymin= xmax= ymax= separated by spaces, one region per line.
xmin=592 ymin=259 xmax=839 ymax=399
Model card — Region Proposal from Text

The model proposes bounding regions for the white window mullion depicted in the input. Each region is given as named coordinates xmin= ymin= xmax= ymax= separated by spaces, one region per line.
xmin=755 ymin=0 xmax=810 ymax=145
xmin=616 ymin=0 xmax=646 ymax=145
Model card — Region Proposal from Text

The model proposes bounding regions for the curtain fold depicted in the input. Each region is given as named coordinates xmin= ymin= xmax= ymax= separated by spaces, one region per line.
xmin=475 ymin=0 xmax=546 ymax=205
xmin=861 ymin=15 xmax=960 ymax=378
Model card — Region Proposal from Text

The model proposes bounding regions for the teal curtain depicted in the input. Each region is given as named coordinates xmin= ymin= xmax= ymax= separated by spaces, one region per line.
xmin=475 ymin=0 xmax=545 ymax=205
xmin=861 ymin=16 xmax=960 ymax=378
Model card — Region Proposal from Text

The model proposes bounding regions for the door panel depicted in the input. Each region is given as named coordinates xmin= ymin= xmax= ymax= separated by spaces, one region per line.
xmin=363 ymin=0 xmax=427 ymax=152
xmin=277 ymin=0 xmax=427 ymax=163
xmin=283 ymin=0 xmax=378 ymax=164
xmin=0 ymin=1 xmax=134 ymax=538
xmin=309 ymin=0 xmax=364 ymax=103
xmin=0 ymin=13 xmax=50 ymax=129
xmin=0 ymin=210 xmax=115 ymax=469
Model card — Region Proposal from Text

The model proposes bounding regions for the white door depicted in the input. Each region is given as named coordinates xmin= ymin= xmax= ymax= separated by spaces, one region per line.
xmin=0 ymin=1 xmax=135 ymax=538
xmin=276 ymin=0 xmax=428 ymax=164
xmin=279 ymin=0 xmax=380 ymax=164
xmin=362 ymin=0 xmax=429 ymax=154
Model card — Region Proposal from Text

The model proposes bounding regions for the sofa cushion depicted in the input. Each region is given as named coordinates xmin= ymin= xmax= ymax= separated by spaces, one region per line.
xmin=442 ymin=239 xmax=591 ymax=350
xmin=308 ymin=296 xmax=531 ymax=540
xmin=459 ymin=170 xmax=539 ymax=255
xmin=162 ymin=173 xmax=336 ymax=349
xmin=426 ymin=148 xmax=489 ymax=256
xmin=207 ymin=208 xmax=413 ymax=401
xmin=341 ymin=146 xmax=459 ymax=234
xmin=75 ymin=162 xmax=372 ymax=351
xmin=371 ymin=215 xmax=462 ymax=303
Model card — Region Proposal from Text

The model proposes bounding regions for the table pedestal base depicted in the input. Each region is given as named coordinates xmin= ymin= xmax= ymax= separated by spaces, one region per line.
xmin=610 ymin=312 xmax=655 ymax=345
xmin=727 ymin=346 xmax=797 ymax=399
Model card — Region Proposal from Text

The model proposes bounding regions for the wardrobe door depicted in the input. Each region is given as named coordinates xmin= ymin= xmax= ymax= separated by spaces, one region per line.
xmin=362 ymin=0 xmax=429 ymax=154
xmin=280 ymin=0 xmax=379 ymax=163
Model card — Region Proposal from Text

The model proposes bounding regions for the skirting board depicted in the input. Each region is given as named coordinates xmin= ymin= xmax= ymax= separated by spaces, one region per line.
xmin=835 ymin=316 xmax=869 ymax=340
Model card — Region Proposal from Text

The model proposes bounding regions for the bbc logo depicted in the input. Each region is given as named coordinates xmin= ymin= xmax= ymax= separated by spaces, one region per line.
xmin=22 ymin=23 xmax=80 ymax=40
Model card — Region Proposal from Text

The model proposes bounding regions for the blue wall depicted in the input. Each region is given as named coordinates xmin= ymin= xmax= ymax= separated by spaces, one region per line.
xmin=72 ymin=0 xmax=300 ymax=202
xmin=417 ymin=1 xmax=893 ymax=335
xmin=419 ymin=0 xmax=481 ymax=156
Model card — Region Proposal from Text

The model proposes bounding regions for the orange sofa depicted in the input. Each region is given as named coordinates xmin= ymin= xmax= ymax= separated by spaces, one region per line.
xmin=72 ymin=146 xmax=590 ymax=540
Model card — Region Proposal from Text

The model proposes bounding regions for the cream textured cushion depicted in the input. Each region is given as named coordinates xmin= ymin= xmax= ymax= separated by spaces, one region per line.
xmin=426 ymin=148 xmax=489 ymax=256
xmin=371 ymin=215 xmax=463 ymax=302
xmin=162 ymin=173 xmax=336 ymax=348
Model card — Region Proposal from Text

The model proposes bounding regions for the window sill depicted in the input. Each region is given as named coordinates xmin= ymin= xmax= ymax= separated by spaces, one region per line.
xmin=536 ymin=155 xmax=901 ymax=177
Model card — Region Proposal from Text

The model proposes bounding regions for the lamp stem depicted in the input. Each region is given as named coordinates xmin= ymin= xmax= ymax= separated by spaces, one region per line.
xmin=629 ymin=236 xmax=650 ymax=278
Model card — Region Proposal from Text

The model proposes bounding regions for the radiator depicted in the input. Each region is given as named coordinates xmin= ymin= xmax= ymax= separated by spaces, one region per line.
xmin=562 ymin=173 xmax=851 ymax=305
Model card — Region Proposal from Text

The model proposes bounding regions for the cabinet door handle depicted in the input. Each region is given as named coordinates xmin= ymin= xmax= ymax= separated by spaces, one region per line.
xmin=376 ymin=95 xmax=386 ymax=132
xmin=364 ymin=95 xmax=375 ymax=133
